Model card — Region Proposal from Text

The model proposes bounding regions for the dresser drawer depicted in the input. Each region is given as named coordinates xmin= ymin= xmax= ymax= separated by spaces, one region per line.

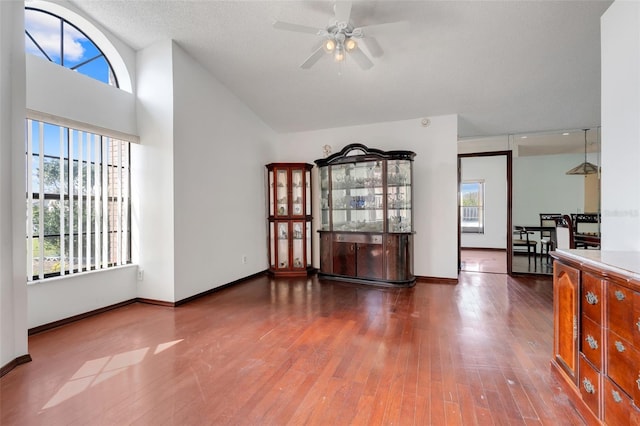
xmin=579 ymin=354 xmax=601 ymax=418
xmin=604 ymin=377 xmax=637 ymax=426
xmin=582 ymin=272 xmax=604 ymax=324
xmin=608 ymin=282 xmax=634 ymax=342
xmin=581 ymin=314 xmax=603 ymax=371
xmin=607 ymin=330 xmax=640 ymax=397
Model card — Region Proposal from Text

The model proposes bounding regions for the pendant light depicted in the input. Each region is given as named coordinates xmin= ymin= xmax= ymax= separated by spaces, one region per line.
xmin=566 ymin=129 xmax=599 ymax=175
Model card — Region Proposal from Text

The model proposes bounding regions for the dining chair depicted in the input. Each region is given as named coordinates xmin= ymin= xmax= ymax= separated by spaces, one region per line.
xmin=513 ymin=227 xmax=537 ymax=266
xmin=539 ymin=213 xmax=561 ymax=264
xmin=574 ymin=213 xmax=601 ymax=248
xmin=555 ymin=215 xmax=575 ymax=250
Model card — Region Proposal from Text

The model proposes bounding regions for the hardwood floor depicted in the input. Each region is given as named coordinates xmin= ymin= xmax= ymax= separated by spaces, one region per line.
xmin=460 ymin=249 xmax=507 ymax=274
xmin=1 ymin=272 xmax=586 ymax=425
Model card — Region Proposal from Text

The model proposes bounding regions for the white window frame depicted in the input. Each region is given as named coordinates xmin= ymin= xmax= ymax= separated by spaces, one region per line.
xmin=461 ymin=180 xmax=485 ymax=234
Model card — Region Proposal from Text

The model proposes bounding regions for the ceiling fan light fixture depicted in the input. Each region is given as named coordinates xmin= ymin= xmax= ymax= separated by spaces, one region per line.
xmin=345 ymin=37 xmax=357 ymax=51
xmin=323 ymin=39 xmax=336 ymax=53
xmin=334 ymin=44 xmax=345 ymax=62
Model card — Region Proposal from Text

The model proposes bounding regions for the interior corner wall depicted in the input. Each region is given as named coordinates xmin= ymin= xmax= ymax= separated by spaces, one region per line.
xmin=277 ymin=114 xmax=459 ymax=280
xmin=1 ymin=0 xmax=27 ymax=369
xmin=171 ymin=42 xmax=276 ymax=301
xmin=460 ymin=156 xmax=507 ymax=249
xmin=133 ymin=39 xmax=176 ymax=302
xmin=600 ymin=1 xmax=640 ymax=250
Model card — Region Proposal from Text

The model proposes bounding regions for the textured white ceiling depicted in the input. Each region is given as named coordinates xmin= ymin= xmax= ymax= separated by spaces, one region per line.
xmin=70 ymin=0 xmax=612 ymax=138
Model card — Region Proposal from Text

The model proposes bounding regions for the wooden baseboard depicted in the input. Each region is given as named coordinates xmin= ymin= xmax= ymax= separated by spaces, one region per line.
xmin=0 ymin=354 xmax=32 ymax=378
xmin=136 ymin=298 xmax=175 ymax=307
xmin=460 ymin=247 xmax=506 ymax=252
xmin=29 ymin=299 xmax=137 ymax=335
xmin=415 ymin=276 xmax=458 ymax=285
xmin=174 ymin=270 xmax=268 ymax=306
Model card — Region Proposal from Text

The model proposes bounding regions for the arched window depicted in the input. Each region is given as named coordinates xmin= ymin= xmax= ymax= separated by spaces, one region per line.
xmin=25 ymin=7 xmax=119 ymax=88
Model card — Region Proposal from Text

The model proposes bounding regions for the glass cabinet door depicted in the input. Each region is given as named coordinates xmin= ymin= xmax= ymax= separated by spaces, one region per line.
xmin=320 ymin=166 xmax=329 ymax=230
xmin=276 ymin=169 xmax=288 ymax=217
xmin=291 ymin=169 xmax=304 ymax=216
xmin=387 ymin=159 xmax=412 ymax=232
xmin=330 ymin=162 xmax=383 ymax=232
xmin=305 ymin=221 xmax=312 ymax=266
xmin=269 ymin=222 xmax=275 ymax=269
xmin=292 ymin=221 xmax=305 ymax=268
xmin=305 ymin=169 xmax=312 ymax=216
xmin=277 ymin=222 xmax=289 ymax=269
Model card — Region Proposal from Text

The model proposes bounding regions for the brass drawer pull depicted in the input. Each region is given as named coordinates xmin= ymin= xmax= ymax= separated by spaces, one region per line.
xmin=612 ymin=389 xmax=623 ymax=403
xmin=585 ymin=291 xmax=598 ymax=305
xmin=583 ymin=378 xmax=595 ymax=394
xmin=615 ymin=290 xmax=626 ymax=301
xmin=615 ymin=341 xmax=626 ymax=352
xmin=585 ymin=335 xmax=598 ymax=350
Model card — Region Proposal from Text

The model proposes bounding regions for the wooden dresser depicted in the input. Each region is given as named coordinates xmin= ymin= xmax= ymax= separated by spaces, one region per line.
xmin=552 ymin=249 xmax=640 ymax=424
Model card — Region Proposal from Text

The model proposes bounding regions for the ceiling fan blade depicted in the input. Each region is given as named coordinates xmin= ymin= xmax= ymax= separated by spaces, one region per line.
xmin=273 ymin=20 xmax=322 ymax=35
xmin=349 ymin=46 xmax=373 ymax=70
xmin=333 ymin=1 xmax=352 ymax=24
xmin=361 ymin=36 xmax=383 ymax=58
xmin=355 ymin=20 xmax=410 ymax=37
xmin=300 ymin=47 xmax=325 ymax=69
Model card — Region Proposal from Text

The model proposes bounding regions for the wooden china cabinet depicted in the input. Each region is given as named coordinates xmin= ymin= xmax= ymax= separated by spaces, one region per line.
xmin=314 ymin=144 xmax=416 ymax=287
xmin=266 ymin=163 xmax=313 ymax=276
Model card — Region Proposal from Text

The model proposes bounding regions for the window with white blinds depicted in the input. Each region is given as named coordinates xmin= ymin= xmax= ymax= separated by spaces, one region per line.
xmin=26 ymin=118 xmax=131 ymax=281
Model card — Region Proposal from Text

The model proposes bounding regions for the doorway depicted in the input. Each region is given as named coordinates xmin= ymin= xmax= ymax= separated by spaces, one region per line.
xmin=458 ymin=151 xmax=512 ymax=274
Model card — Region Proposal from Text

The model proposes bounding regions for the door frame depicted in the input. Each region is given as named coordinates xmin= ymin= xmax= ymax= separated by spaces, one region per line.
xmin=458 ymin=151 xmax=513 ymax=275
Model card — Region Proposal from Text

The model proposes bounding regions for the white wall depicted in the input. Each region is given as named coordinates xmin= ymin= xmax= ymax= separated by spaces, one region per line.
xmin=601 ymin=1 xmax=640 ymax=250
xmin=460 ymin=156 xmax=508 ymax=249
xmin=28 ymin=266 xmax=137 ymax=327
xmin=458 ymin=135 xmax=511 ymax=154
xmin=132 ymin=40 xmax=176 ymax=303
xmin=172 ymin=42 xmax=277 ymax=301
xmin=1 ymin=0 xmax=28 ymax=368
xmin=512 ymin=153 xmax=588 ymax=226
xmin=26 ymin=56 xmax=136 ymax=136
xmin=277 ymin=115 xmax=459 ymax=280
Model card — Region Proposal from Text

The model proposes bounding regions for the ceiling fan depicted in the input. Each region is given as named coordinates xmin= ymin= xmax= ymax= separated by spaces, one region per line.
xmin=273 ymin=1 xmax=404 ymax=70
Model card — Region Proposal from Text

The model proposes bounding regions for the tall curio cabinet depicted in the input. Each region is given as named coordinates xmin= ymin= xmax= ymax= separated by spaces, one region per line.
xmin=266 ymin=163 xmax=313 ymax=276
xmin=314 ymin=144 xmax=416 ymax=287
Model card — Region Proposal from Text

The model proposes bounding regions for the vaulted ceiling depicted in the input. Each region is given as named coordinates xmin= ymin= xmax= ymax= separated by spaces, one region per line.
xmin=71 ymin=0 xmax=613 ymax=138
